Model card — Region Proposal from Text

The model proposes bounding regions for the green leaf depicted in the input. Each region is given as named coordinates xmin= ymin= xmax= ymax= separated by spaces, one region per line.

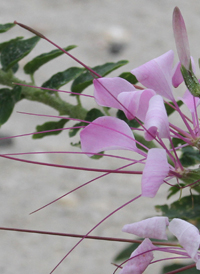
xmin=85 ymin=108 xmax=104 ymax=122
xmin=33 ymin=119 xmax=68 ymax=139
xmin=116 ymin=110 xmax=140 ymax=128
xmin=165 ymin=100 xmax=183 ymax=116
xmin=171 ymin=136 xmax=185 ymax=148
xmin=68 ymin=122 xmax=83 ymax=138
xmin=24 ymin=45 xmax=77 ymax=75
xmin=70 ymin=141 xmax=81 ymax=148
xmin=167 ymin=183 xmax=185 ymax=199
xmin=118 ymin=72 xmax=138 ymax=84
xmin=11 ymin=63 xmax=19 ymax=73
xmin=41 ymin=67 xmax=84 ymax=90
xmin=134 ymin=133 xmax=157 ymax=151
xmin=155 ymin=195 xmax=200 ymax=227
xmin=161 ymin=263 xmax=199 ymax=274
xmin=90 ymin=152 xmax=104 ymax=160
xmin=0 ymin=86 xmax=21 ymax=126
xmin=1 ymin=36 xmax=40 ymax=71
xmin=71 ymin=60 xmax=128 ymax=94
xmin=180 ymin=146 xmax=200 ymax=167
xmin=0 ymin=23 xmax=15 ymax=33
xmin=0 ymin=37 xmax=23 ymax=52
xmin=181 ymin=64 xmax=200 ymax=97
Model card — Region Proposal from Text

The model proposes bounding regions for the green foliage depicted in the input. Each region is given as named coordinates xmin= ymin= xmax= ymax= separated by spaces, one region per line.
xmin=155 ymin=195 xmax=200 ymax=227
xmin=116 ymin=110 xmax=140 ymax=128
xmin=1 ymin=36 xmax=40 ymax=71
xmin=119 ymin=72 xmax=138 ymax=84
xmin=33 ymin=119 xmax=68 ymax=139
xmin=42 ymin=67 xmax=84 ymax=90
xmin=180 ymin=146 xmax=200 ymax=167
xmin=0 ymin=23 xmax=15 ymax=33
xmin=24 ymin=45 xmax=77 ymax=75
xmin=71 ymin=60 xmax=128 ymax=94
xmin=0 ymin=37 xmax=24 ymax=52
xmin=0 ymin=86 xmax=21 ymax=126
xmin=161 ymin=263 xmax=199 ymax=274
xmin=167 ymin=183 xmax=185 ymax=199
xmin=165 ymin=100 xmax=183 ymax=116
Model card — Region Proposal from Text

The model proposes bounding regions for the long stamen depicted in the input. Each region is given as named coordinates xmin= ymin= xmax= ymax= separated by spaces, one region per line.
xmin=14 ymin=82 xmax=94 ymax=98
xmin=14 ymin=21 xmax=101 ymax=79
xmin=0 ymin=153 xmax=142 ymax=174
xmin=49 ymin=195 xmax=141 ymax=273
xmin=30 ymin=159 xmax=143 ymax=214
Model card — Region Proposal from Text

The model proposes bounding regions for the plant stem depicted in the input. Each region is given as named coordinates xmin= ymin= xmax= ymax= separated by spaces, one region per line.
xmin=0 ymin=69 xmax=88 ymax=119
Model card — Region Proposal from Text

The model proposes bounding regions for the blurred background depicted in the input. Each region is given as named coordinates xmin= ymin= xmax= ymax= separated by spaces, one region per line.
xmin=0 ymin=0 xmax=200 ymax=273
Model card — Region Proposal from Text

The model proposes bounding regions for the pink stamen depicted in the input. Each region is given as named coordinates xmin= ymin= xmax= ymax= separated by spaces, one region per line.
xmin=49 ymin=195 xmax=141 ymax=273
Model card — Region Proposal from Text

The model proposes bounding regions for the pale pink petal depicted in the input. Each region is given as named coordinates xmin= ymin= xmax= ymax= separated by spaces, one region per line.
xmin=169 ymin=218 xmax=200 ymax=261
xmin=120 ymin=238 xmax=154 ymax=274
xmin=180 ymin=89 xmax=200 ymax=113
xmin=122 ymin=217 xmax=169 ymax=240
xmin=196 ymin=259 xmax=200 ymax=270
xmin=173 ymin=7 xmax=190 ymax=70
xmin=118 ymin=89 xmax=156 ymax=121
xmin=172 ymin=61 xmax=183 ymax=88
xmin=144 ymin=95 xmax=170 ymax=141
xmin=93 ymin=77 xmax=135 ymax=109
xmin=131 ymin=51 xmax=175 ymax=101
xmin=80 ymin=116 xmax=137 ymax=155
xmin=141 ymin=148 xmax=169 ymax=197
xmin=172 ymin=57 xmax=195 ymax=88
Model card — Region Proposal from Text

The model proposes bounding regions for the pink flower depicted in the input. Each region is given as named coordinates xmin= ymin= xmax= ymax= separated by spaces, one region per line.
xmin=131 ymin=50 xmax=177 ymax=101
xmin=141 ymin=148 xmax=169 ymax=198
xmin=121 ymin=217 xmax=200 ymax=271
xmin=80 ymin=116 xmax=140 ymax=156
xmin=94 ymin=77 xmax=136 ymax=111
xmin=169 ymin=218 xmax=200 ymax=265
xmin=172 ymin=7 xmax=191 ymax=70
xmin=143 ymin=95 xmax=169 ymax=141
xmin=119 ymin=238 xmax=154 ymax=274
xmin=122 ymin=216 xmax=169 ymax=240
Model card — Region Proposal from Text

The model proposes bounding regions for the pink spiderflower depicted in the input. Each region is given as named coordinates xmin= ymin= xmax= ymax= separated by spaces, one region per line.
xmin=80 ymin=7 xmax=200 ymax=201
xmin=120 ymin=217 xmax=200 ymax=273
xmin=80 ymin=48 xmax=200 ymax=198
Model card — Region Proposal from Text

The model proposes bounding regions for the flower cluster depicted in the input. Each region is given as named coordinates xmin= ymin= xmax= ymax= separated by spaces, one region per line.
xmin=119 ymin=217 xmax=200 ymax=273
xmin=78 ymin=6 xmax=200 ymax=273
xmin=80 ymin=34 xmax=200 ymax=199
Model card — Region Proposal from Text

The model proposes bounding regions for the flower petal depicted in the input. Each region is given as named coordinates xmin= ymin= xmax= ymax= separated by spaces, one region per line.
xmin=122 ymin=217 xmax=169 ymax=240
xmin=172 ymin=61 xmax=183 ymax=88
xmin=169 ymin=218 xmax=200 ymax=261
xmin=141 ymin=148 xmax=169 ymax=197
xmin=120 ymin=238 xmax=154 ymax=274
xmin=80 ymin=116 xmax=137 ymax=155
xmin=118 ymin=89 xmax=156 ymax=121
xmin=144 ymin=95 xmax=170 ymax=141
xmin=180 ymin=89 xmax=200 ymax=113
xmin=94 ymin=77 xmax=135 ymax=109
xmin=131 ymin=51 xmax=175 ymax=101
xmin=173 ymin=7 xmax=190 ymax=70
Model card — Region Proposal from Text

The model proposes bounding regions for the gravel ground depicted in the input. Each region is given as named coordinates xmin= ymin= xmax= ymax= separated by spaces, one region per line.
xmin=0 ymin=1 xmax=200 ymax=273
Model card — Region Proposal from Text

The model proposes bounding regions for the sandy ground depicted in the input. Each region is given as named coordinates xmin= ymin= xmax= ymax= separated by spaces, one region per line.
xmin=0 ymin=1 xmax=200 ymax=273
